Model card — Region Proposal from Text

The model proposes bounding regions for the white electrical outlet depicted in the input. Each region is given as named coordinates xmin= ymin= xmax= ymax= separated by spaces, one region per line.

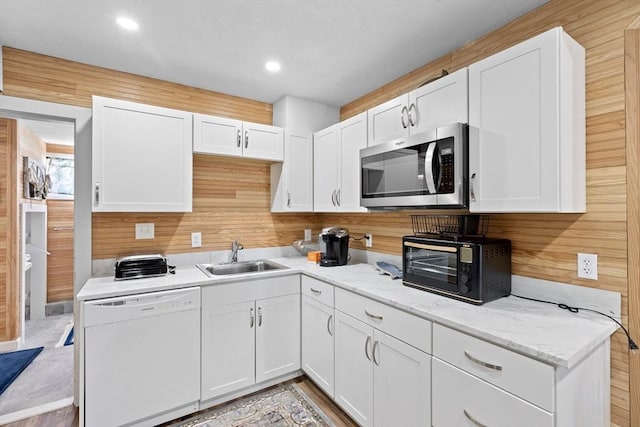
xmin=304 ymin=229 xmax=312 ymax=241
xmin=365 ymin=233 xmax=373 ymax=248
xmin=135 ymin=223 xmax=154 ymax=240
xmin=191 ymin=232 xmax=202 ymax=248
xmin=577 ymin=253 xmax=598 ymax=280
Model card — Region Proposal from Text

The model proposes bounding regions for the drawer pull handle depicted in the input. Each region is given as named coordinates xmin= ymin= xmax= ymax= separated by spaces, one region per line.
xmin=463 ymin=409 xmax=488 ymax=427
xmin=365 ymin=336 xmax=372 ymax=361
xmin=365 ymin=310 xmax=383 ymax=321
xmin=327 ymin=314 xmax=333 ymax=336
xmin=464 ymin=351 xmax=502 ymax=371
xmin=310 ymin=288 xmax=322 ymax=295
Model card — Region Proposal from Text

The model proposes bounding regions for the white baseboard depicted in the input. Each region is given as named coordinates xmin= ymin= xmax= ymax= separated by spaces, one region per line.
xmin=0 ymin=397 xmax=74 ymax=425
xmin=0 ymin=338 xmax=20 ymax=352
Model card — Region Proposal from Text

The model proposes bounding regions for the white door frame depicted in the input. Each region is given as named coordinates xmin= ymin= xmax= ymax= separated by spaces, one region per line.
xmin=0 ymin=94 xmax=91 ymax=406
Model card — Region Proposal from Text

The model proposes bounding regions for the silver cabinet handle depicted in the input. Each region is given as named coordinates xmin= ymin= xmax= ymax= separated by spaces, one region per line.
xmin=310 ymin=288 xmax=322 ymax=295
xmin=249 ymin=307 xmax=255 ymax=328
xmin=400 ymin=105 xmax=408 ymax=129
xmin=365 ymin=309 xmax=383 ymax=321
xmin=408 ymin=103 xmax=417 ymax=127
xmin=95 ymin=183 xmax=100 ymax=204
xmin=237 ymin=129 xmax=241 ymax=148
xmin=257 ymin=307 xmax=263 ymax=327
xmin=365 ymin=336 xmax=372 ymax=361
xmin=327 ymin=314 xmax=333 ymax=336
xmin=464 ymin=351 xmax=502 ymax=371
xmin=244 ymin=130 xmax=249 ymax=149
xmin=331 ymin=190 xmax=337 ymax=206
xmin=336 ymin=189 xmax=341 ymax=206
xmin=470 ymin=173 xmax=477 ymax=202
xmin=286 ymin=190 xmax=291 ymax=207
xmin=372 ymin=340 xmax=380 ymax=366
xmin=463 ymin=409 xmax=488 ymax=427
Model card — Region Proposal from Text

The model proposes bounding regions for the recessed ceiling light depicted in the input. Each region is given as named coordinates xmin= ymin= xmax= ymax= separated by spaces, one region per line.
xmin=265 ymin=61 xmax=281 ymax=73
xmin=116 ymin=16 xmax=139 ymax=31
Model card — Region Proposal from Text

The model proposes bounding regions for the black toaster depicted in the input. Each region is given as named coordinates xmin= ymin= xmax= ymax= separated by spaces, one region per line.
xmin=114 ymin=254 xmax=169 ymax=280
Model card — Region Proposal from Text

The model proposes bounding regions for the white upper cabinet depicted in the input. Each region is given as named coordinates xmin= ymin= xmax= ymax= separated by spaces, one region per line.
xmin=468 ymin=27 xmax=585 ymax=213
xmin=313 ymin=112 xmax=367 ymax=212
xmin=193 ymin=113 xmax=284 ymax=161
xmin=92 ymin=96 xmax=193 ymax=212
xmin=271 ymin=130 xmax=313 ymax=212
xmin=367 ymin=68 xmax=468 ymax=146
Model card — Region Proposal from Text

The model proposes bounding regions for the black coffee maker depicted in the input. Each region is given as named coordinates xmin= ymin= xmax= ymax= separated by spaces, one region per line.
xmin=320 ymin=227 xmax=349 ymax=267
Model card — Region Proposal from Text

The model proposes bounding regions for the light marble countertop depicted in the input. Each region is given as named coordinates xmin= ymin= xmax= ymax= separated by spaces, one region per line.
xmin=77 ymin=255 xmax=618 ymax=369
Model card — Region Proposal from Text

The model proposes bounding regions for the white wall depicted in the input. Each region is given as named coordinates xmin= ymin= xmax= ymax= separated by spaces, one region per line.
xmin=273 ymin=95 xmax=339 ymax=133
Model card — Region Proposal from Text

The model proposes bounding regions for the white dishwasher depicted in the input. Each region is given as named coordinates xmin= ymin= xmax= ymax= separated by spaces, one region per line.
xmin=84 ymin=287 xmax=201 ymax=427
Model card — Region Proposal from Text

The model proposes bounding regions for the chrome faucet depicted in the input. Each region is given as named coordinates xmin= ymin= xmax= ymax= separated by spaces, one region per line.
xmin=231 ymin=239 xmax=243 ymax=263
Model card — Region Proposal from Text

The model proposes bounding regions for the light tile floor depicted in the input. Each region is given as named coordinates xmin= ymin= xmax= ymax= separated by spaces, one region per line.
xmin=0 ymin=313 xmax=74 ymax=415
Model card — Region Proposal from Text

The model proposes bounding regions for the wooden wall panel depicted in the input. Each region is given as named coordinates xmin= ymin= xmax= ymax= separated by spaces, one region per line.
xmin=0 ymin=118 xmax=19 ymax=342
xmin=46 ymin=143 xmax=74 ymax=155
xmin=92 ymin=155 xmax=322 ymax=259
xmin=334 ymin=1 xmax=640 ymax=426
xmin=46 ymin=200 xmax=74 ymax=303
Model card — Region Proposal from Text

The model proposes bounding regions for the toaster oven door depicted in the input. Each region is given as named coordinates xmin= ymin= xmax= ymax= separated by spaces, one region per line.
xmin=403 ymin=241 xmax=458 ymax=292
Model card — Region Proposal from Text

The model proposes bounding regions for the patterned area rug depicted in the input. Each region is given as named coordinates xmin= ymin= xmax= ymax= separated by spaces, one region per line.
xmin=173 ymin=383 xmax=334 ymax=427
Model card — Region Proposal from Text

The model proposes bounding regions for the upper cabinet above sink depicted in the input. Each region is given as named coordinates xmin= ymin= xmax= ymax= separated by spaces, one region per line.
xmin=193 ymin=113 xmax=284 ymax=162
xmin=92 ymin=96 xmax=193 ymax=212
xmin=367 ymin=68 xmax=468 ymax=146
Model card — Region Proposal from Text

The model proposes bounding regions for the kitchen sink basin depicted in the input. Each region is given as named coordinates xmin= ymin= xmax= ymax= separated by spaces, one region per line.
xmin=197 ymin=260 xmax=288 ymax=277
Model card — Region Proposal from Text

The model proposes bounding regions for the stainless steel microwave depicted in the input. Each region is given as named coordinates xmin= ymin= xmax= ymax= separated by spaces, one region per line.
xmin=360 ymin=123 xmax=467 ymax=209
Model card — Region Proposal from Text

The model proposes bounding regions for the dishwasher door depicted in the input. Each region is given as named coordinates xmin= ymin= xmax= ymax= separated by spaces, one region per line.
xmin=84 ymin=287 xmax=201 ymax=427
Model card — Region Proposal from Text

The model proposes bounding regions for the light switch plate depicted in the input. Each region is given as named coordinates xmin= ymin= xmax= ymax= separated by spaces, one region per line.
xmin=304 ymin=229 xmax=312 ymax=241
xmin=191 ymin=232 xmax=202 ymax=248
xmin=135 ymin=223 xmax=154 ymax=240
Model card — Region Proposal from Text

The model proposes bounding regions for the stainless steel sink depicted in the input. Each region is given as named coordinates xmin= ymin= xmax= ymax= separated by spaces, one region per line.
xmin=197 ymin=260 xmax=288 ymax=277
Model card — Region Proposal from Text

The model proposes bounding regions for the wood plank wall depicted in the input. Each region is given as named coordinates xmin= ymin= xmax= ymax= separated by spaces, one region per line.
xmin=332 ymin=1 xmax=639 ymax=425
xmin=0 ymin=118 xmax=19 ymax=342
xmin=1 ymin=46 xmax=323 ymax=259
xmin=45 ymin=143 xmax=74 ymax=302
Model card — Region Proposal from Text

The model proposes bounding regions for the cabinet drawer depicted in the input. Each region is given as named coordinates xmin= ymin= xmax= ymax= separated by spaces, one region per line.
xmin=433 ymin=324 xmax=554 ymax=411
xmin=202 ymin=275 xmax=300 ymax=307
xmin=301 ymin=276 xmax=334 ymax=307
xmin=335 ymin=288 xmax=431 ymax=353
xmin=432 ymin=358 xmax=553 ymax=427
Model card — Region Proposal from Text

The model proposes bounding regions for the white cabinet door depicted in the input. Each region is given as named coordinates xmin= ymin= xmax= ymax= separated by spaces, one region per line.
xmin=409 ymin=68 xmax=468 ymax=134
xmin=92 ymin=96 xmax=193 ymax=212
xmin=337 ymin=112 xmax=367 ymax=212
xmin=373 ymin=330 xmax=431 ymax=427
xmin=367 ymin=94 xmax=409 ymax=146
xmin=334 ymin=310 xmax=374 ymax=427
xmin=432 ymin=358 xmax=553 ymax=427
xmin=193 ymin=113 xmax=242 ymax=156
xmin=255 ymin=293 xmax=300 ymax=383
xmin=243 ymin=122 xmax=284 ymax=161
xmin=301 ymin=295 xmax=334 ymax=397
xmin=282 ymin=131 xmax=313 ymax=211
xmin=468 ymin=27 xmax=585 ymax=213
xmin=201 ymin=300 xmax=255 ymax=400
xmin=313 ymin=125 xmax=339 ymax=212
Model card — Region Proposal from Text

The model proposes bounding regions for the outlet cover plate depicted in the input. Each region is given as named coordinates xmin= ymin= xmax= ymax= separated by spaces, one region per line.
xmin=365 ymin=233 xmax=373 ymax=248
xmin=135 ymin=223 xmax=154 ymax=240
xmin=577 ymin=253 xmax=598 ymax=280
xmin=191 ymin=232 xmax=202 ymax=248
xmin=304 ymin=229 xmax=312 ymax=241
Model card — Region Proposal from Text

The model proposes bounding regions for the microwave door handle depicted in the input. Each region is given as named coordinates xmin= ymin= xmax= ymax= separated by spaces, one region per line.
xmin=425 ymin=142 xmax=437 ymax=193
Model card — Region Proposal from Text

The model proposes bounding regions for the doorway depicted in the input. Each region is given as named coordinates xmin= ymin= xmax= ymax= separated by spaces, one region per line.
xmin=0 ymin=95 xmax=91 ymax=422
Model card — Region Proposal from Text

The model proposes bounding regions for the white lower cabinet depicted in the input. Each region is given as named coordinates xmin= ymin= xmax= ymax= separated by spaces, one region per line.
xmin=334 ymin=305 xmax=431 ymax=427
xmin=301 ymin=295 xmax=335 ymax=396
xmin=432 ymin=358 xmax=553 ymax=427
xmin=200 ymin=277 xmax=300 ymax=402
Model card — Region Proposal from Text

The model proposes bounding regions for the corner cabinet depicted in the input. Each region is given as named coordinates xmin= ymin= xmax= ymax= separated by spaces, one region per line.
xmin=271 ymin=130 xmax=313 ymax=212
xmin=313 ymin=112 xmax=367 ymax=212
xmin=92 ymin=96 xmax=193 ymax=212
xmin=468 ymin=26 xmax=585 ymax=213
xmin=193 ymin=113 xmax=284 ymax=162
xmin=367 ymin=68 xmax=468 ymax=146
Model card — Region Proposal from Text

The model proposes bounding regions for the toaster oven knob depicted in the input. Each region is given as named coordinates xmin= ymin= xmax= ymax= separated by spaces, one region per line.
xmin=459 ymin=273 xmax=471 ymax=294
